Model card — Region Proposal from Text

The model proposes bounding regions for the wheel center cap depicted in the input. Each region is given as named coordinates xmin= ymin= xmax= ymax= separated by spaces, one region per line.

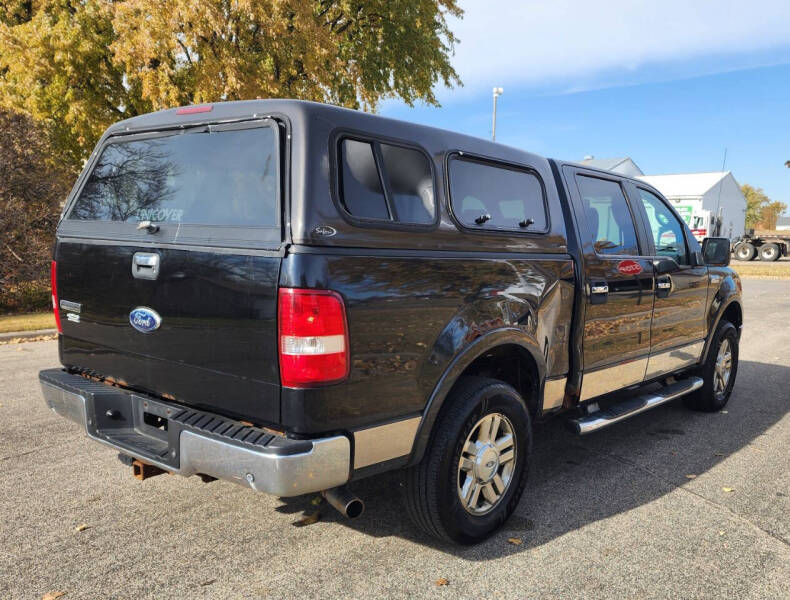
xmin=474 ymin=444 xmax=499 ymax=482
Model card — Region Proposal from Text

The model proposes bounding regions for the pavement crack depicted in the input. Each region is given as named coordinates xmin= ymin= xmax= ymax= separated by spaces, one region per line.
xmin=0 ymin=442 xmax=66 ymax=462
xmin=578 ymin=442 xmax=790 ymax=551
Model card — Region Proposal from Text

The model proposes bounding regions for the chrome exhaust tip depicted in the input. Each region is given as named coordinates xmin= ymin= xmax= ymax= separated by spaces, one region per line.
xmin=322 ymin=486 xmax=365 ymax=519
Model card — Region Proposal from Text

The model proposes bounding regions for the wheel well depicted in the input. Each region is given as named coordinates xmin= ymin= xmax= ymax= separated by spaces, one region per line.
xmin=721 ymin=302 xmax=742 ymax=332
xmin=455 ymin=344 xmax=540 ymax=416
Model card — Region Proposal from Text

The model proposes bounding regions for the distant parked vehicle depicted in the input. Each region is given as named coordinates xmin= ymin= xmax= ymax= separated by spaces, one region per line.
xmin=732 ymin=230 xmax=790 ymax=261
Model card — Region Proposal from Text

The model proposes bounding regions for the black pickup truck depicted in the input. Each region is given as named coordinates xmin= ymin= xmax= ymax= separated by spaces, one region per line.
xmin=41 ymin=100 xmax=742 ymax=544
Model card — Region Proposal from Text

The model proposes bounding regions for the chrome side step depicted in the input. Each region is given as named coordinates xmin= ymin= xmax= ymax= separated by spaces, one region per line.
xmin=568 ymin=377 xmax=704 ymax=435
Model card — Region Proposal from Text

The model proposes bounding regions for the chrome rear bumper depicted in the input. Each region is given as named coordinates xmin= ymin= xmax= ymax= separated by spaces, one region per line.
xmin=40 ymin=369 xmax=350 ymax=497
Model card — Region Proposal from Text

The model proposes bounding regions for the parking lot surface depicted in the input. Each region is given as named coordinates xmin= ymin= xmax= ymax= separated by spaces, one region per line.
xmin=1 ymin=279 xmax=788 ymax=599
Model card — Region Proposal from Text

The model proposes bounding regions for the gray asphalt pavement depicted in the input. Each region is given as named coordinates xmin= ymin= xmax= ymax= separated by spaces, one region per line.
xmin=1 ymin=280 xmax=788 ymax=599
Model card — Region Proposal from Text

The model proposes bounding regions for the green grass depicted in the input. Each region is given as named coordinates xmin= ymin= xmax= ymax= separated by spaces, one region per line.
xmin=0 ymin=312 xmax=55 ymax=333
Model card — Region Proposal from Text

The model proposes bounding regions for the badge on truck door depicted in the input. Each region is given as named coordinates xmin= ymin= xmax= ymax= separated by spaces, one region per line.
xmin=617 ymin=259 xmax=642 ymax=275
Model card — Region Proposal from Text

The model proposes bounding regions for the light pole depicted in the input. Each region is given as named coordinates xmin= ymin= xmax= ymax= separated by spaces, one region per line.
xmin=492 ymin=87 xmax=503 ymax=141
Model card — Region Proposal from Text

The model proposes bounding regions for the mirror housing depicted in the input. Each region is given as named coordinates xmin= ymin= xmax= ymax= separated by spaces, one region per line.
xmin=702 ymin=237 xmax=731 ymax=266
xmin=653 ymin=258 xmax=679 ymax=275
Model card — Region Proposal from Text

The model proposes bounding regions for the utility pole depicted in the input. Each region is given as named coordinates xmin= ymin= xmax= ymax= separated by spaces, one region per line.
xmin=492 ymin=87 xmax=503 ymax=141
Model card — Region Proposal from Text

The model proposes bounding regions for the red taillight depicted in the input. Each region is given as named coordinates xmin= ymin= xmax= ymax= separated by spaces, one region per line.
xmin=175 ymin=105 xmax=213 ymax=115
xmin=278 ymin=288 xmax=349 ymax=388
xmin=51 ymin=260 xmax=62 ymax=334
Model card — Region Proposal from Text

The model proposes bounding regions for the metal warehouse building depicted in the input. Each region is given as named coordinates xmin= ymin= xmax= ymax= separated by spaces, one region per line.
xmin=638 ymin=171 xmax=746 ymax=241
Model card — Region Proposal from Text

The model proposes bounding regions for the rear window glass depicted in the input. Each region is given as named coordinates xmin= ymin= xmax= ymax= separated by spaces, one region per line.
xmin=448 ymin=157 xmax=547 ymax=231
xmin=338 ymin=138 xmax=435 ymax=225
xmin=68 ymin=126 xmax=278 ymax=227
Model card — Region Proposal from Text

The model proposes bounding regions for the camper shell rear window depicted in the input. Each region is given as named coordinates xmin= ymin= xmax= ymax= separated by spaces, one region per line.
xmin=60 ymin=120 xmax=281 ymax=249
xmin=68 ymin=124 xmax=279 ymax=228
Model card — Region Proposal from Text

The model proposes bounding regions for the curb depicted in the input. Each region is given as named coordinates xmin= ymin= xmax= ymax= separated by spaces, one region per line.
xmin=0 ymin=328 xmax=58 ymax=342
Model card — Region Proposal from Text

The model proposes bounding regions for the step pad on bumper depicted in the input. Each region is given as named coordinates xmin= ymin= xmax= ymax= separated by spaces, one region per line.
xmin=39 ymin=368 xmax=349 ymax=496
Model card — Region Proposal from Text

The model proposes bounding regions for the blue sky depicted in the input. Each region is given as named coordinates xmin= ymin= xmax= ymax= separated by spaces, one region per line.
xmin=379 ymin=0 xmax=790 ymax=209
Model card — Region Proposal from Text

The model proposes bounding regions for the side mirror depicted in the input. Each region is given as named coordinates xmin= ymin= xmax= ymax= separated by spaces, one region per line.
xmin=702 ymin=237 xmax=731 ymax=266
xmin=653 ymin=258 xmax=679 ymax=275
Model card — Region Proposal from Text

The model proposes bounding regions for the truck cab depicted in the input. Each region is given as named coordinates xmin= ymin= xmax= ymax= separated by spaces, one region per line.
xmin=40 ymin=100 xmax=743 ymax=544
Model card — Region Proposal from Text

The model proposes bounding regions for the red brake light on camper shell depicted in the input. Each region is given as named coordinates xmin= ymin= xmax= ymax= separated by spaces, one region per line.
xmin=51 ymin=260 xmax=62 ymax=334
xmin=278 ymin=288 xmax=349 ymax=388
xmin=175 ymin=105 xmax=213 ymax=115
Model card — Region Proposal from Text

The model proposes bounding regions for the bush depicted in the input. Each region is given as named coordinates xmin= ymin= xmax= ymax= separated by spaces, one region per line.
xmin=0 ymin=109 xmax=72 ymax=314
xmin=0 ymin=279 xmax=51 ymax=314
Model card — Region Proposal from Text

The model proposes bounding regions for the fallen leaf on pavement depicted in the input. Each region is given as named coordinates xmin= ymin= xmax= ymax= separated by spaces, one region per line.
xmin=722 ymin=487 xmax=735 ymax=493
xmin=435 ymin=578 xmax=449 ymax=586
xmin=685 ymin=474 xmax=697 ymax=479
xmin=42 ymin=593 xmax=65 ymax=600
xmin=719 ymin=530 xmax=726 ymax=536
xmin=714 ymin=452 xmax=725 ymax=457
xmin=74 ymin=524 xmax=90 ymax=532
xmin=199 ymin=579 xmax=216 ymax=587
xmin=507 ymin=537 xmax=523 ymax=545
xmin=293 ymin=510 xmax=321 ymax=527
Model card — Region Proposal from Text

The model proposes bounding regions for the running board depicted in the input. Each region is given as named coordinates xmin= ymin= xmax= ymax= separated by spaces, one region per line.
xmin=569 ymin=377 xmax=704 ymax=435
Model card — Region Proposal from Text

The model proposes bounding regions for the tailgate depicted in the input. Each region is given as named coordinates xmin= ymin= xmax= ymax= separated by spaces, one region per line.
xmin=54 ymin=119 xmax=283 ymax=424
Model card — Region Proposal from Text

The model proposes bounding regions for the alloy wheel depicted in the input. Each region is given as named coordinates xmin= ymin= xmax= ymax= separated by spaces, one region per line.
xmin=457 ymin=412 xmax=517 ymax=515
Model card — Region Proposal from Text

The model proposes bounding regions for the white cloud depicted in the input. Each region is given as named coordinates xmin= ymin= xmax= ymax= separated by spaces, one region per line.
xmin=442 ymin=0 xmax=790 ymax=94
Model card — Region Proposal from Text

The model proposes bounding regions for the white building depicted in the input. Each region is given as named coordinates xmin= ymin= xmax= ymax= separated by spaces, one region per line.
xmin=637 ymin=172 xmax=746 ymax=240
xmin=776 ymin=216 xmax=790 ymax=231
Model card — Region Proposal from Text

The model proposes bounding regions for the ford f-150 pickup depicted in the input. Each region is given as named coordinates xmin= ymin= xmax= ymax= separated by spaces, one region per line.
xmin=41 ymin=100 xmax=742 ymax=543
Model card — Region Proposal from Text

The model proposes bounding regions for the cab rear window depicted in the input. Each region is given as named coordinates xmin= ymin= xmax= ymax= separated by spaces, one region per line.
xmin=68 ymin=126 xmax=278 ymax=227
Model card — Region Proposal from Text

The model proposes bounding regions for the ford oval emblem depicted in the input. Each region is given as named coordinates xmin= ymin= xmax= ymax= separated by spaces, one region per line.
xmin=129 ymin=307 xmax=162 ymax=333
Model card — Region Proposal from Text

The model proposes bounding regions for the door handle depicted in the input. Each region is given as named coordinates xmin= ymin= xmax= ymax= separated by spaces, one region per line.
xmin=589 ymin=281 xmax=608 ymax=305
xmin=132 ymin=252 xmax=160 ymax=280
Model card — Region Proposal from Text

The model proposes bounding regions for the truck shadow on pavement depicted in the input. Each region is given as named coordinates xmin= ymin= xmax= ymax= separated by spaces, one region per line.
xmin=277 ymin=360 xmax=789 ymax=558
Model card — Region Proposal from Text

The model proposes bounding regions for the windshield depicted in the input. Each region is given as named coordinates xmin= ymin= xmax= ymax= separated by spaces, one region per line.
xmin=68 ymin=125 xmax=278 ymax=227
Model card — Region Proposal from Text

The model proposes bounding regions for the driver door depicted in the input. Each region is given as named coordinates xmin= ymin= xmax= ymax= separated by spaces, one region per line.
xmin=628 ymin=184 xmax=709 ymax=379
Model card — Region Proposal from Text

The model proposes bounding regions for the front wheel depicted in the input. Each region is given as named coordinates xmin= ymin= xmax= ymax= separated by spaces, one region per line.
xmin=403 ymin=377 xmax=531 ymax=544
xmin=684 ymin=320 xmax=739 ymax=412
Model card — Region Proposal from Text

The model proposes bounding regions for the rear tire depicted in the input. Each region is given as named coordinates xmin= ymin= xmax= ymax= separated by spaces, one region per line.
xmin=759 ymin=243 xmax=780 ymax=262
xmin=684 ymin=320 xmax=739 ymax=412
xmin=403 ymin=377 xmax=531 ymax=544
xmin=734 ymin=242 xmax=756 ymax=261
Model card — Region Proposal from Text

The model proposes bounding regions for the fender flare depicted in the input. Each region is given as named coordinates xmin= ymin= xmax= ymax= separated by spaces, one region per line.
xmin=406 ymin=328 xmax=545 ymax=466
xmin=701 ymin=296 xmax=743 ymax=363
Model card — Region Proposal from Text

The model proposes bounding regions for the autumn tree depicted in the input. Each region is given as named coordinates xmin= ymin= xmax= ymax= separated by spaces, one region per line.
xmin=1 ymin=0 xmax=462 ymax=171
xmin=0 ymin=109 xmax=72 ymax=313
xmin=742 ymin=183 xmax=787 ymax=230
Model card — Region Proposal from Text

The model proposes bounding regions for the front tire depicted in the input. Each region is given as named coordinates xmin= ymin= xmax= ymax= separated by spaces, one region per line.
xmin=403 ymin=377 xmax=531 ymax=544
xmin=684 ymin=320 xmax=739 ymax=412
